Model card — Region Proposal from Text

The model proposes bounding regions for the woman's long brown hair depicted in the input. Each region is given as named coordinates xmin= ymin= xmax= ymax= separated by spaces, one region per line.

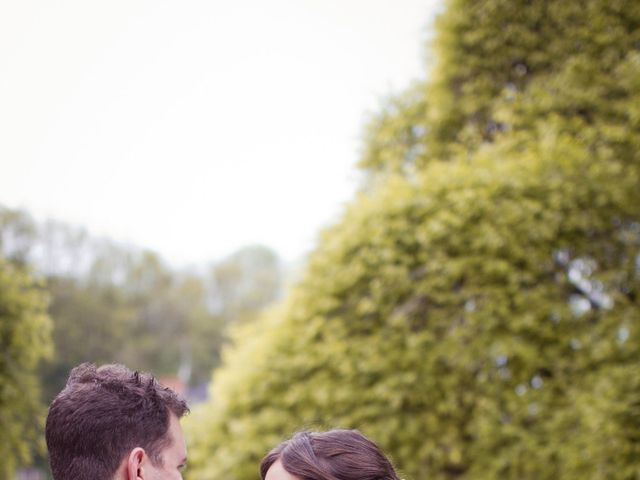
xmin=260 ymin=429 xmax=401 ymax=480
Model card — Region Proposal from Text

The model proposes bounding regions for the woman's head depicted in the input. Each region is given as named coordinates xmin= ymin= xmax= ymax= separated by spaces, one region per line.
xmin=260 ymin=429 xmax=401 ymax=480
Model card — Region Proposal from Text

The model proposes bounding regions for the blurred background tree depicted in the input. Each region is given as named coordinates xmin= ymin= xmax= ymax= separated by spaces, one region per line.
xmin=0 ymin=206 xmax=284 ymax=476
xmin=0 ymin=258 xmax=52 ymax=479
xmin=185 ymin=0 xmax=640 ymax=479
xmin=210 ymin=245 xmax=283 ymax=323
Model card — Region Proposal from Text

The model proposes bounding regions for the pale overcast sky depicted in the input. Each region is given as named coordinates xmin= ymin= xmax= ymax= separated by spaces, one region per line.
xmin=0 ymin=0 xmax=440 ymax=266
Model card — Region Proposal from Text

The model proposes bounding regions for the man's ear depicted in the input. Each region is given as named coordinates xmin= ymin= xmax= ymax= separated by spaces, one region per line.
xmin=126 ymin=447 xmax=147 ymax=480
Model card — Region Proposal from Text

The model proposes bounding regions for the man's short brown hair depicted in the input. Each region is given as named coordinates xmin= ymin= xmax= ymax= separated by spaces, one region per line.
xmin=45 ymin=363 xmax=189 ymax=480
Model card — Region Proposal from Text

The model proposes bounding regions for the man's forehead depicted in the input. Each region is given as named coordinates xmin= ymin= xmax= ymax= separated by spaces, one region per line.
xmin=168 ymin=413 xmax=187 ymax=457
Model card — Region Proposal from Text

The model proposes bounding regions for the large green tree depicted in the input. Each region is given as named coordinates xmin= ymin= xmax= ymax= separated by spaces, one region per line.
xmin=187 ymin=1 xmax=640 ymax=479
xmin=0 ymin=258 xmax=52 ymax=478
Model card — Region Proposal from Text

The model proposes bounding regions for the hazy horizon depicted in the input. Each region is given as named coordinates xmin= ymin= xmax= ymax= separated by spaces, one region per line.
xmin=0 ymin=1 xmax=440 ymax=266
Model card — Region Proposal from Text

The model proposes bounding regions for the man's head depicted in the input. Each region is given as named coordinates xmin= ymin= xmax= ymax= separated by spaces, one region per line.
xmin=46 ymin=363 xmax=189 ymax=480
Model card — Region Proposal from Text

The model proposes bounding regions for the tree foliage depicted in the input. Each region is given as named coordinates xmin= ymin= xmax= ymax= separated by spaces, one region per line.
xmin=0 ymin=206 xmax=284 ymax=473
xmin=0 ymin=205 xmax=283 ymax=412
xmin=187 ymin=1 xmax=640 ymax=479
xmin=0 ymin=258 xmax=52 ymax=479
